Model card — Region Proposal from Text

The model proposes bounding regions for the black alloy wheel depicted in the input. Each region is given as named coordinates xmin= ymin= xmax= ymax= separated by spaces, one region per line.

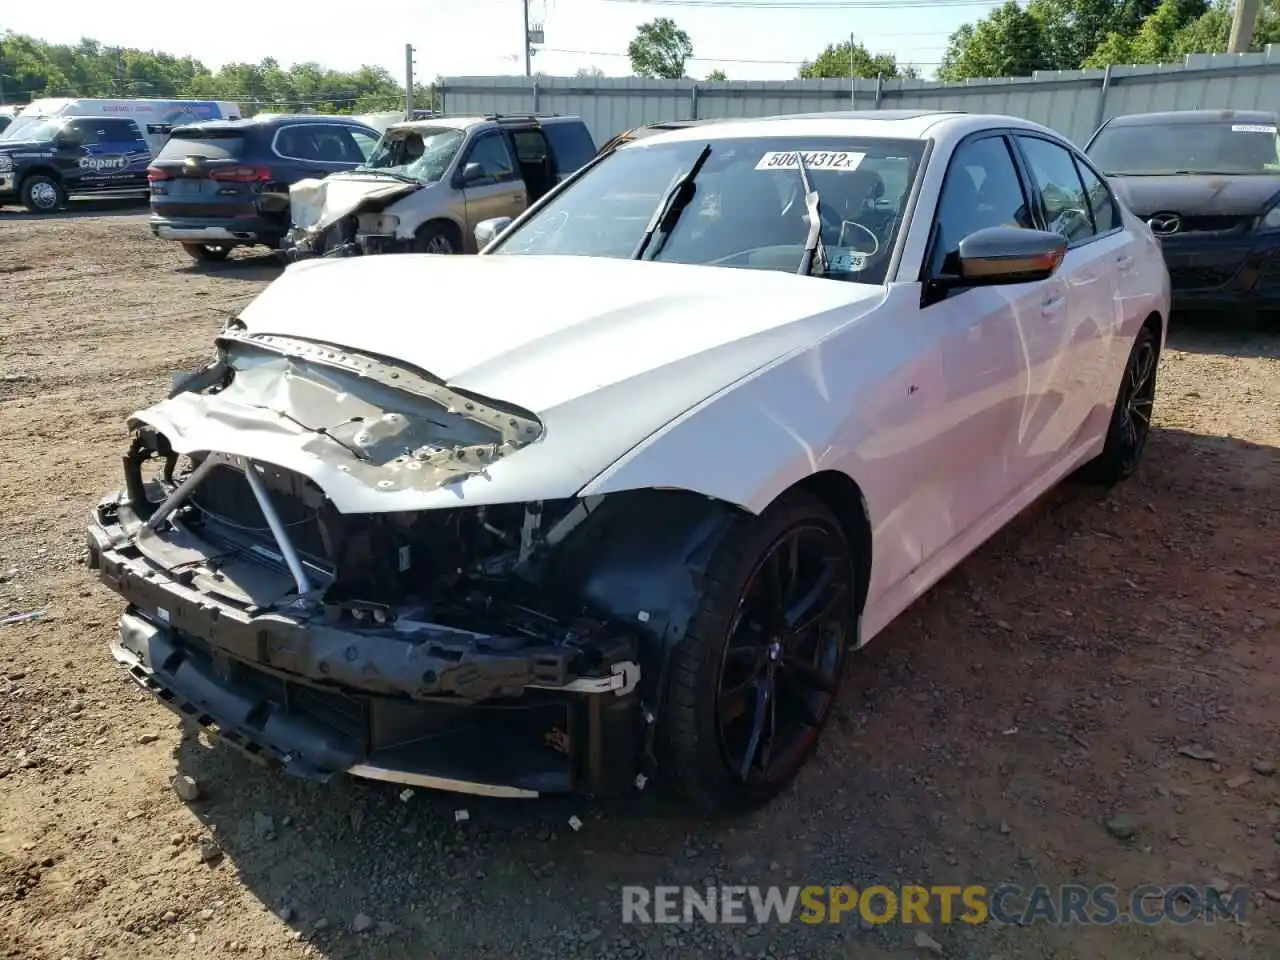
xmin=663 ymin=492 xmax=857 ymax=814
xmin=716 ymin=523 xmax=850 ymax=784
xmin=1080 ymin=324 xmax=1160 ymax=486
xmin=1117 ymin=329 xmax=1158 ymax=472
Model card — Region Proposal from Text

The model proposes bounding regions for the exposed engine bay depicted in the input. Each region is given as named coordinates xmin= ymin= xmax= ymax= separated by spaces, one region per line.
xmin=86 ymin=328 xmax=743 ymax=796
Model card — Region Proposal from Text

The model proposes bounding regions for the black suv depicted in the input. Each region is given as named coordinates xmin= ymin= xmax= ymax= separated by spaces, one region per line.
xmin=147 ymin=114 xmax=381 ymax=262
xmin=0 ymin=115 xmax=153 ymax=212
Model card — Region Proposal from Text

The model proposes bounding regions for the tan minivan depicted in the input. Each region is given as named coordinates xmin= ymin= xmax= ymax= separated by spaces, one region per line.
xmin=283 ymin=113 xmax=596 ymax=259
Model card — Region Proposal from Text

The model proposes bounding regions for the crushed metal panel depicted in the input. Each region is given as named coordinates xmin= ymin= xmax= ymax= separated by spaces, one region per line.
xmin=289 ymin=176 xmax=419 ymax=234
xmin=136 ymin=332 xmax=544 ymax=504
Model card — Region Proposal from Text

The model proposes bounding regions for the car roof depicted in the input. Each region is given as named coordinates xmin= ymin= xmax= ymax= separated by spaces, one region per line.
xmin=190 ymin=114 xmax=368 ymax=128
xmin=626 ymin=111 xmax=1057 ymax=147
xmin=169 ymin=114 xmax=374 ymax=136
xmin=385 ymin=113 xmax=581 ymax=135
xmin=1103 ymin=108 xmax=1280 ymax=126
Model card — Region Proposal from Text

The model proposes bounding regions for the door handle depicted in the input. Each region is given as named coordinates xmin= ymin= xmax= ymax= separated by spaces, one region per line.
xmin=1116 ymin=254 xmax=1134 ymax=272
xmin=1041 ymin=294 xmax=1065 ymax=317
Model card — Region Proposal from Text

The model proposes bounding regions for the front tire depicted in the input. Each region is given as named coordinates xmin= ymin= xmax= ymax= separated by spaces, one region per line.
xmin=20 ymin=175 xmax=66 ymax=214
xmin=181 ymin=243 xmax=232 ymax=263
xmin=412 ymin=223 xmax=460 ymax=255
xmin=1080 ymin=324 xmax=1159 ymax=486
xmin=661 ymin=492 xmax=856 ymax=814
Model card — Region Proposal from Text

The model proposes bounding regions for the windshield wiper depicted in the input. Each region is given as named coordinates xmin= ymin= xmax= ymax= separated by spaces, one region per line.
xmin=352 ymin=167 xmax=420 ymax=183
xmin=633 ymin=143 xmax=712 ymax=260
xmin=795 ymin=151 xmax=828 ymax=277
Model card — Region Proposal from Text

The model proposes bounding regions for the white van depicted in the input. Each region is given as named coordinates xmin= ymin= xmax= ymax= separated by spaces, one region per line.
xmin=0 ymin=98 xmax=245 ymax=212
xmin=5 ymin=98 xmax=244 ymax=154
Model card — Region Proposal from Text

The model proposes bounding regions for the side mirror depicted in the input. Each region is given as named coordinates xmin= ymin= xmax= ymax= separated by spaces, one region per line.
xmin=460 ymin=162 xmax=486 ymax=184
xmin=474 ymin=216 xmax=513 ymax=249
xmin=953 ymin=227 xmax=1067 ymax=285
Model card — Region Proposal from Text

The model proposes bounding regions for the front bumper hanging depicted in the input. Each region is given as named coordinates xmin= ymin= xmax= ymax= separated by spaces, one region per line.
xmin=86 ymin=456 xmax=647 ymax=799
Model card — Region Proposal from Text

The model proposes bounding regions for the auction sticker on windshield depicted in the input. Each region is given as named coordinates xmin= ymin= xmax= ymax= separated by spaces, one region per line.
xmin=755 ymin=151 xmax=866 ymax=171
xmin=1231 ymin=124 xmax=1277 ymax=134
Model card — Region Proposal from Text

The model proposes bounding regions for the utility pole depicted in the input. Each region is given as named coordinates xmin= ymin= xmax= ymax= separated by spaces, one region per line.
xmin=1229 ymin=0 xmax=1260 ymax=53
xmin=404 ymin=43 xmax=416 ymax=120
xmin=849 ymin=32 xmax=855 ymax=106
xmin=522 ymin=0 xmax=532 ymax=77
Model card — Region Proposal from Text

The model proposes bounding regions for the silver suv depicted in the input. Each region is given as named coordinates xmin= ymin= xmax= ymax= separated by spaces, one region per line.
xmin=283 ymin=113 xmax=596 ymax=258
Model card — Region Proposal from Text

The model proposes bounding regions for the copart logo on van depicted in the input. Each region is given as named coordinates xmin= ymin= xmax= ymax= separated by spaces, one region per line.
xmin=79 ymin=155 xmax=129 ymax=171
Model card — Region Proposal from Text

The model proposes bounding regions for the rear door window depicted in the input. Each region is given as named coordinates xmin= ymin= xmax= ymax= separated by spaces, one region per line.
xmin=65 ymin=119 xmax=104 ymax=145
xmin=310 ymin=125 xmax=366 ymax=164
xmin=1073 ymin=156 xmax=1120 ymax=234
xmin=1016 ymin=134 xmax=1096 ymax=245
xmin=540 ymin=121 xmax=597 ymax=174
xmin=274 ymin=125 xmax=323 ymax=162
xmin=98 ymin=119 xmax=145 ymax=144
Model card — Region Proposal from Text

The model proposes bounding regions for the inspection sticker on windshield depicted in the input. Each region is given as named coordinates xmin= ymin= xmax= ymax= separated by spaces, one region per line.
xmin=755 ymin=150 xmax=866 ymax=171
xmin=1232 ymin=123 xmax=1277 ymax=133
xmin=828 ymin=248 xmax=869 ymax=272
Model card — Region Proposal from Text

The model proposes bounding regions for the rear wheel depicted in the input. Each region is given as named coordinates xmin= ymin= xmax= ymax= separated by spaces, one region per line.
xmin=661 ymin=492 xmax=856 ymax=814
xmin=1079 ymin=324 xmax=1159 ymax=486
xmin=20 ymin=175 xmax=66 ymax=214
xmin=182 ymin=243 xmax=232 ymax=263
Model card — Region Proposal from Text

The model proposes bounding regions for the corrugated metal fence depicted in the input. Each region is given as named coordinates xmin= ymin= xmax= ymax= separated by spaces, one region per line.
xmin=440 ymin=47 xmax=1280 ymax=148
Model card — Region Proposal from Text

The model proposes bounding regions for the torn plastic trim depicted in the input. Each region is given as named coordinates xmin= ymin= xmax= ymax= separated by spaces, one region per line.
xmin=135 ymin=333 xmax=547 ymax=503
xmin=110 ymin=612 xmax=551 ymax=796
xmin=345 ymin=764 xmax=538 ymax=799
xmin=89 ymin=506 xmax=641 ymax=703
xmin=209 ymin=330 xmax=543 ymax=446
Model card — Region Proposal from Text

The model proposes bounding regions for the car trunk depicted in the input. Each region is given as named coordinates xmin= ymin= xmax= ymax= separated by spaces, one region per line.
xmin=148 ymin=128 xmax=266 ymax=220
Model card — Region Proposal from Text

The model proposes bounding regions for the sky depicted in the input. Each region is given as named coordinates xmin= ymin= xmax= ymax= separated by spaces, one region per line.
xmin=3 ymin=0 xmax=1005 ymax=83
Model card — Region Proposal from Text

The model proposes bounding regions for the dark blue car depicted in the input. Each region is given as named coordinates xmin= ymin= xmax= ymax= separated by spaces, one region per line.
xmin=147 ymin=114 xmax=381 ymax=262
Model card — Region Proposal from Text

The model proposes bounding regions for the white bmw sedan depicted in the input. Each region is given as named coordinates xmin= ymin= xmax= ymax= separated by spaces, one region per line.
xmin=90 ymin=111 xmax=1170 ymax=815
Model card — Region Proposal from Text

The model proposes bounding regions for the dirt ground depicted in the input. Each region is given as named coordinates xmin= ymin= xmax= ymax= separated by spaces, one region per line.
xmin=1 ymin=201 xmax=1278 ymax=960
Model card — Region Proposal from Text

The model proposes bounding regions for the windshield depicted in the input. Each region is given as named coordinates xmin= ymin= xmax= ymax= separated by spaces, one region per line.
xmin=0 ymin=116 xmax=64 ymax=142
xmin=489 ymin=135 xmax=925 ymax=284
xmin=1088 ymin=119 xmax=1280 ymax=175
xmin=357 ymin=126 xmax=465 ymax=182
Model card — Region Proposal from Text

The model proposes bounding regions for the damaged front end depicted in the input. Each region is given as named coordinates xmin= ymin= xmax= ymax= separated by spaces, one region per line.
xmin=87 ymin=328 xmax=738 ymax=798
xmin=283 ymin=176 xmax=421 ymax=261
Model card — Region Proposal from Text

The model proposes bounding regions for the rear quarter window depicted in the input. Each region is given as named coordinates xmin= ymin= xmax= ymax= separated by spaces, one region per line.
xmin=542 ymin=122 xmax=597 ymax=174
xmin=156 ymin=129 xmax=248 ymax=161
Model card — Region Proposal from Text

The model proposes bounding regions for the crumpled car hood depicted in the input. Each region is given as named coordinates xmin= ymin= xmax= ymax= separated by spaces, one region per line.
xmin=289 ymin=175 xmax=421 ymax=233
xmin=135 ymin=254 xmax=886 ymax=512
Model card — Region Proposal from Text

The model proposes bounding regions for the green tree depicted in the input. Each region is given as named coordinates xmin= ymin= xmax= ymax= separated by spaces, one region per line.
xmin=705 ymin=68 xmax=728 ymax=81
xmin=0 ymin=31 xmax=410 ymax=114
xmin=627 ymin=17 xmax=694 ymax=79
xmin=1167 ymin=0 xmax=1280 ymax=54
xmin=937 ymin=0 xmax=1213 ymax=77
xmin=575 ymin=66 xmax=606 ymax=78
xmin=938 ymin=0 xmax=1052 ymax=80
xmin=1026 ymin=0 xmax=1136 ymax=68
xmin=798 ymin=39 xmax=905 ymax=78
xmin=1085 ymin=0 xmax=1186 ymax=64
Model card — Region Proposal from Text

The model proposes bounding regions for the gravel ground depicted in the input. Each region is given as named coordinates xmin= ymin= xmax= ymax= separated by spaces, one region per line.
xmin=1 ymin=202 xmax=1279 ymax=960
